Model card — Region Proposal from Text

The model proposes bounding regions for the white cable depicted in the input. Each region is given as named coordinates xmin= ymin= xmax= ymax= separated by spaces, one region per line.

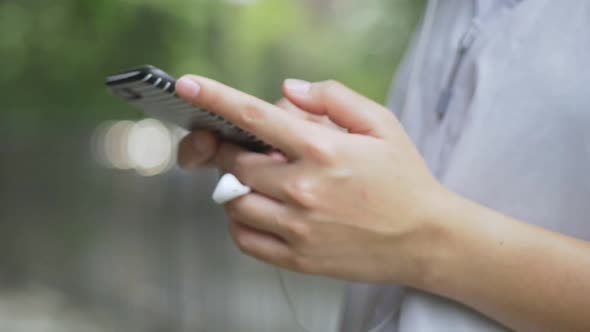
xmin=212 ymin=173 xmax=400 ymax=332
xmin=212 ymin=1 xmax=439 ymax=325
xmin=213 ymin=146 xmax=436 ymax=332
xmin=277 ymin=268 xmax=317 ymax=332
xmin=277 ymin=267 xmax=397 ymax=332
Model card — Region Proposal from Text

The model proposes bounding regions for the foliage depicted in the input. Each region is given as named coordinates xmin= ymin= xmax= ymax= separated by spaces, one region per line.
xmin=0 ymin=0 xmax=424 ymax=131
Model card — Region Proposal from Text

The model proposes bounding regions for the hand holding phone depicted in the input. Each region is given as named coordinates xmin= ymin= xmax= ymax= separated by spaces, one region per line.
xmin=106 ymin=65 xmax=270 ymax=152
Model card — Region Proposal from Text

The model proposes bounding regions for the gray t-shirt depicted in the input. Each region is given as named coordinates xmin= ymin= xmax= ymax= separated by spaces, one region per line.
xmin=340 ymin=0 xmax=590 ymax=331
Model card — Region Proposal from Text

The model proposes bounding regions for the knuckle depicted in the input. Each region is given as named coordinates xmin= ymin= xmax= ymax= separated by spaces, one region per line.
xmin=289 ymin=255 xmax=314 ymax=273
xmin=227 ymin=194 xmax=252 ymax=219
xmin=269 ymin=211 xmax=288 ymax=233
xmin=236 ymin=238 xmax=249 ymax=254
xmin=287 ymin=222 xmax=310 ymax=242
xmin=234 ymin=232 xmax=251 ymax=254
xmin=240 ymin=101 xmax=266 ymax=125
xmin=225 ymin=204 xmax=241 ymax=222
xmin=284 ymin=176 xmax=317 ymax=207
xmin=200 ymin=86 xmax=224 ymax=110
xmin=303 ymin=139 xmax=338 ymax=165
xmin=316 ymin=80 xmax=345 ymax=100
xmin=320 ymin=79 xmax=343 ymax=92
xmin=272 ymin=212 xmax=309 ymax=241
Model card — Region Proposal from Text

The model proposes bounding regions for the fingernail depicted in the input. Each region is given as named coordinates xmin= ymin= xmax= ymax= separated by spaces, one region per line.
xmin=267 ymin=150 xmax=288 ymax=162
xmin=177 ymin=77 xmax=201 ymax=99
xmin=284 ymin=79 xmax=311 ymax=96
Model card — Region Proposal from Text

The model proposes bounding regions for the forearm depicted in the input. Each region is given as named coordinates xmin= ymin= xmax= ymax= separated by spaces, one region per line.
xmin=417 ymin=191 xmax=590 ymax=332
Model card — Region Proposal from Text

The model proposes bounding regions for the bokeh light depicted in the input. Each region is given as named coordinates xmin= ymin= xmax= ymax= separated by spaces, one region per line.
xmin=94 ymin=119 xmax=181 ymax=176
xmin=127 ymin=119 xmax=173 ymax=176
xmin=103 ymin=120 xmax=135 ymax=170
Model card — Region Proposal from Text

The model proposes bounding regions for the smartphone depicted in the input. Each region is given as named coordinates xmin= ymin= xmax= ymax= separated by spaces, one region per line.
xmin=105 ymin=65 xmax=270 ymax=152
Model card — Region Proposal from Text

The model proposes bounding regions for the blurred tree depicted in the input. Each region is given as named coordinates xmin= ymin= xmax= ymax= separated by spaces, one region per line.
xmin=0 ymin=0 xmax=423 ymax=132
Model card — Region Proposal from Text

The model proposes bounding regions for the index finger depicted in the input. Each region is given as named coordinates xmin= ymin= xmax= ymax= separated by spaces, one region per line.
xmin=175 ymin=75 xmax=323 ymax=159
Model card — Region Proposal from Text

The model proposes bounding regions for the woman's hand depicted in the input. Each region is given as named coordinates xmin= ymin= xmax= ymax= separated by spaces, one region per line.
xmin=175 ymin=76 xmax=448 ymax=284
xmin=175 ymin=75 xmax=590 ymax=331
xmin=178 ymin=97 xmax=339 ymax=167
xmin=174 ymin=75 xmax=590 ymax=331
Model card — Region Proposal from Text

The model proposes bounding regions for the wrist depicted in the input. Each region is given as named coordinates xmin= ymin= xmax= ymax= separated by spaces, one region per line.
xmin=407 ymin=187 xmax=507 ymax=301
xmin=397 ymin=186 xmax=471 ymax=291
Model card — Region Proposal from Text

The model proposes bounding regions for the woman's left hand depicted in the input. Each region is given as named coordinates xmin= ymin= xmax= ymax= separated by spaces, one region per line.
xmin=176 ymin=76 xmax=449 ymax=284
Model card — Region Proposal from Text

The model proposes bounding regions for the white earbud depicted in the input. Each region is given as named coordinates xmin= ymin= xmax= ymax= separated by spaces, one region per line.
xmin=212 ymin=173 xmax=251 ymax=204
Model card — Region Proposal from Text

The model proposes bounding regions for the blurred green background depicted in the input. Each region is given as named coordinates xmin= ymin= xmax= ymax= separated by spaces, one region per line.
xmin=0 ymin=0 xmax=423 ymax=331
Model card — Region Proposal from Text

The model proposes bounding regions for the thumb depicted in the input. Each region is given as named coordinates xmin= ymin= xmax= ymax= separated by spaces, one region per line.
xmin=282 ymin=79 xmax=394 ymax=137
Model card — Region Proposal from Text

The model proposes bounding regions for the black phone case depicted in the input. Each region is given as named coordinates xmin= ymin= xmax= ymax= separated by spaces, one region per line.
xmin=106 ymin=65 xmax=270 ymax=152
